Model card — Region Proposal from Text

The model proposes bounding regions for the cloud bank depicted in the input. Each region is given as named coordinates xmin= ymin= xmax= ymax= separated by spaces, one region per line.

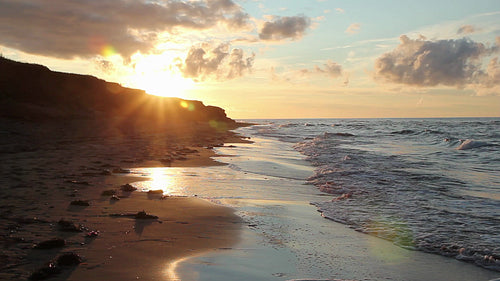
xmin=259 ymin=16 xmax=311 ymax=41
xmin=0 ymin=0 xmax=249 ymax=59
xmin=177 ymin=43 xmax=254 ymax=81
xmin=374 ymin=35 xmax=500 ymax=93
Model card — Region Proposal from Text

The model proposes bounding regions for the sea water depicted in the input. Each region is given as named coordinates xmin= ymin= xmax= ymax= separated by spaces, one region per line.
xmin=243 ymin=118 xmax=500 ymax=271
xmin=130 ymin=118 xmax=500 ymax=280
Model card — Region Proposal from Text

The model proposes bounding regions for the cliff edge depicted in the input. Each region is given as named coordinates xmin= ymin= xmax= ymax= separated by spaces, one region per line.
xmin=0 ymin=57 xmax=235 ymax=128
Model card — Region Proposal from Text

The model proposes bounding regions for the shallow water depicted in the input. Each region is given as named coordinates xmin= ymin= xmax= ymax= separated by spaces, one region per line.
xmin=245 ymin=118 xmax=500 ymax=271
xmin=130 ymin=122 xmax=500 ymax=280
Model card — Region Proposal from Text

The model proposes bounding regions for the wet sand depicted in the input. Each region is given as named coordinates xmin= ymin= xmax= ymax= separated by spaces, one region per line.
xmin=169 ymin=135 xmax=500 ymax=281
xmin=0 ymin=118 xmax=246 ymax=280
xmin=2 ymin=119 xmax=499 ymax=281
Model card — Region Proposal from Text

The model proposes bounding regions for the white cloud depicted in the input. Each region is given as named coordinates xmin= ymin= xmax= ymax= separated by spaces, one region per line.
xmin=177 ymin=42 xmax=254 ymax=81
xmin=345 ymin=23 xmax=361 ymax=34
xmin=374 ymin=35 xmax=500 ymax=95
xmin=259 ymin=16 xmax=311 ymax=41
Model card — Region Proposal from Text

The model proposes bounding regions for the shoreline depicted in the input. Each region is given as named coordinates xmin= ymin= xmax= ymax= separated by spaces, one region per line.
xmin=170 ymin=132 xmax=500 ymax=281
xmin=0 ymin=118 xmax=248 ymax=280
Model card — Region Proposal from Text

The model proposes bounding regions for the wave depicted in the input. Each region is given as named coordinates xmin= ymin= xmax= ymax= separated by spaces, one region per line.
xmin=456 ymin=139 xmax=492 ymax=150
xmin=391 ymin=129 xmax=417 ymax=135
xmin=320 ymin=132 xmax=355 ymax=138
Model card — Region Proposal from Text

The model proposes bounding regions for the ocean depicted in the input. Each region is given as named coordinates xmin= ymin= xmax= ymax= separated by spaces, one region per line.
xmin=131 ymin=118 xmax=500 ymax=280
xmin=242 ymin=118 xmax=500 ymax=272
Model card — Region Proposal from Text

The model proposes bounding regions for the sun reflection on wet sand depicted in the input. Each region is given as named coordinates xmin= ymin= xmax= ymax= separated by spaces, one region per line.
xmin=165 ymin=256 xmax=189 ymax=281
xmin=132 ymin=167 xmax=186 ymax=195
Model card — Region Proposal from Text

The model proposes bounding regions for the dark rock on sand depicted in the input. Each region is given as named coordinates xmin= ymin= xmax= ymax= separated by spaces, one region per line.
xmin=65 ymin=180 xmax=90 ymax=185
xmin=120 ymin=183 xmax=137 ymax=192
xmin=109 ymin=211 xmax=158 ymax=219
xmin=101 ymin=189 xmax=117 ymax=196
xmin=70 ymin=200 xmax=90 ymax=206
xmin=147 ymin=189 xmax=163 ymax=195
xmin=56 ymin=252 xmax=82 ymax=266
xmin=34 ymin=238 xmax=66 ymax=249
xmin=29 ymin=262 xmax=61 ymax=280
xmin=101 ymin=169 xmax=112 ymax=176
xmin=85 ymin=230 xmax=100 ymax=238
xmin=110 ymin=195 xmax=120 ymax=201
xmin=29 ymin=253 xmax=82 ymax=280
xmin=112 ymin=167 xmax=130 ymax=174
xmin=135 ymin=211 xmax=158 ymax=220
xmin=58 ymin=219 xmax=83 ymax=232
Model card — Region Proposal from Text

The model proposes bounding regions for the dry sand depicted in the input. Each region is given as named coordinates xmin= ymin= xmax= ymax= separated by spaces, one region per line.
xmin=0 ymin=118 xmax=247 ymax=280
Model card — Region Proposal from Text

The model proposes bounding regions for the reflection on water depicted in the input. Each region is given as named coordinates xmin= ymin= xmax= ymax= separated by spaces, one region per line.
xmin=118 ymin=133 xmax=498 ymax=281
xmin=132 ymin=167 xmax=186 ymax=195
xmin=165 ymin=255 xmax=190 ymax=281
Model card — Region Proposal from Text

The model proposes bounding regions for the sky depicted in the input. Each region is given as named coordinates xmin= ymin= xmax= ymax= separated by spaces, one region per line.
xmin=1 ymin=0 xmax=500 ymax=119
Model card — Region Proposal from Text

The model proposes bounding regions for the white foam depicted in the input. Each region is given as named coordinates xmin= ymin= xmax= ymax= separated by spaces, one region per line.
xmin=456 ymin=139 xmax=490 ymax=150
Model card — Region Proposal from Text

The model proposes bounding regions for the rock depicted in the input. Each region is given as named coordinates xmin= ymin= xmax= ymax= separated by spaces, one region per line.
xmin=112 ymin=167 xmax=130 ymax=174
xmin=58 ymin=219 xmax=83 ymax=232
xmin=101 ymin=189 xmax=116 ymax=196
xmin=110 ymin=195 xmax=120 ymax=201
xmin=65 ymin=180 xmax=90 ymax=185
xmin=34 ymin=238 xmax=66 ymax=249
xmin=56 ymin=252 xmax=82 ymax=266
xmin=135 ymin=211 xmax=158 ymax=219
xmin=70 ymin=200 xmax=90 ymax=206
xmin=101 ymin=169 xmax=112 ymax=176
xmin=147 ymin=189 xmax=163 ymax=195
xmin=85 ymin=230 xmax=100 ymax=238
xmin=120 ymin=183 xmax=137 ymax=192
xmin=29 ymin=262 xmax=60 ymax=280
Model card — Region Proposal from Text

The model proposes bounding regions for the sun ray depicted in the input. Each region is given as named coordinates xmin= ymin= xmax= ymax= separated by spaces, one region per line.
xmin=127 ymin=53 xmax=194 ymax=99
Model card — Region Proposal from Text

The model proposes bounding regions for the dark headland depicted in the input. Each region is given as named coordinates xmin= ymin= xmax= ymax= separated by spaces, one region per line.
xmin=0 ymin=56 xmax=236 ymax=126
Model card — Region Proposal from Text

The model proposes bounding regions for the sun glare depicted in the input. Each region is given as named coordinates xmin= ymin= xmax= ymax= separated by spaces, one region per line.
xmin=128 ymin=53 xmax=194 ymax=99
xmin=137 ymin=72 xmax=193 ymax=99
xmin=133 ymin=168 xmax=185 ymax=195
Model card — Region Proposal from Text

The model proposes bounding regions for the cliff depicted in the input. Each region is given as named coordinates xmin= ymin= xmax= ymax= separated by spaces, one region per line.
xmin=0 ymin=57 xmax=234 ymax=127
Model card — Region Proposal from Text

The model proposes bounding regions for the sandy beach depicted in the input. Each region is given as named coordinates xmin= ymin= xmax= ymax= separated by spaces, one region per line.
xmin=0 ymin=118 xmax=247 ymax=280
xmin=2 ymin=118 xmax=500 ymax=281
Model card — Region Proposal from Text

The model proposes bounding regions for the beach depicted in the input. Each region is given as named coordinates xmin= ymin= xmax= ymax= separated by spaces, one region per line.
xmin=2 ymin=1 xmax=499 ymax=279
xmin=164 ymin=129 xmax=500 ymax=281
xmin=1 ymin=118 xmax=500 ymax=281
xmin=0 ymin=118 xmax=246 ymax=280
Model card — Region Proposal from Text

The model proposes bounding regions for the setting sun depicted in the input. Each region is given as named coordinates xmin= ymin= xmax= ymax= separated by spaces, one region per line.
xmin=133 ymin=71 xmax=193 ymax=99
xmin=128 ymin=53 xmax=194 ymax=99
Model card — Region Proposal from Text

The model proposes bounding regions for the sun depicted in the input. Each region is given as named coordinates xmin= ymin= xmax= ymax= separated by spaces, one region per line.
xmin=127 ymin=53 xmax=194 ymax=99
xmin=135 ymin=71 xmax=194 ymax=99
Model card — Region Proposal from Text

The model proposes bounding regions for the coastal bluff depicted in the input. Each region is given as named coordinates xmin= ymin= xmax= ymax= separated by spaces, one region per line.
xmin=0 ymin=57 xmax=235 ymax=127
